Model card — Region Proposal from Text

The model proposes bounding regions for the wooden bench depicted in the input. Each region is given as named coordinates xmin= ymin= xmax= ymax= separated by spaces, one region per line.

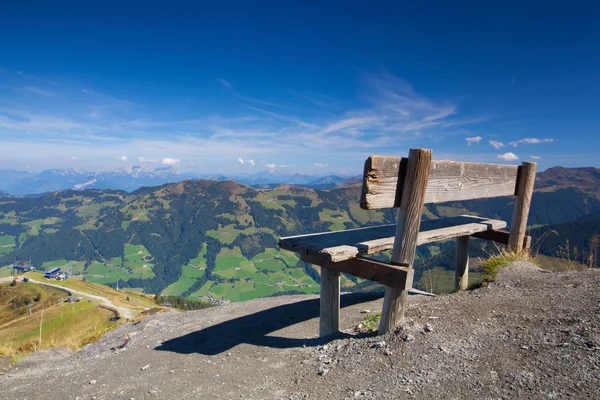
xmin=279 ymin=149 xmax=536 ymax=336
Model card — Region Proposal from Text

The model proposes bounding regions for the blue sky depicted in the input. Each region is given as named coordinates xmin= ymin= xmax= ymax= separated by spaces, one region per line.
xmin=1 ymin=1 xmax=598 ymax=174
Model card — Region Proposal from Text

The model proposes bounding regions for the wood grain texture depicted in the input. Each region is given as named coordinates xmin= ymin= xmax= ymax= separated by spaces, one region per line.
xmin=301 ymin=255 xmax=413 ymax=289
xmin=509 ymin=162 xmax=537 ymax=252
xmin=319 ymin=267 xmax=340 ymax=337
xmin=279 ymin=215 xmax=507 ymax=263
xmin=361 ymin=156 xmax=520 ymax=209
xmin=455 ymin=236 xmax=469 ymax=291
xmin=379 ymin=148 xmax=432 ymax=334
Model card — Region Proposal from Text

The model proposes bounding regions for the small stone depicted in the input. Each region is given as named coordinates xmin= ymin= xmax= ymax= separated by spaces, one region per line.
xmin=383 ymin=349 xmax=393 ymax=356
xmin=360 ymin=310 xmax=371 ymax=314
xmin=318 ymin=366 xmax=329 ymax=376
xmin=226 ymin=352 xmax=232 ymax=356
xmin=402 ymin=334 xmax=415 ymax=342
xmin=521 ymin=345 xmax=529 ymax=350
xmin=169 ymin=370 xmax=175 ymax=374
xmin=372 ymin=341 xmax=386 ymax=349
xmin=141 ymin=364 xmax=150 ymax=371
xmin=89 ymin=380 xmax=97 ymax=385
xmin=424 ymin=323 xmax=433 ymax=333
xmin=149 ymin=390 xmax=158 ymax=394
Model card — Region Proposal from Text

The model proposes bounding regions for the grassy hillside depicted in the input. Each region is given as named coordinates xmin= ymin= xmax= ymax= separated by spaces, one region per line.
xmin=0 ymin=171 xmax=598 ymax=303
xmin=0 ymin=281 xmax=115 ymax=358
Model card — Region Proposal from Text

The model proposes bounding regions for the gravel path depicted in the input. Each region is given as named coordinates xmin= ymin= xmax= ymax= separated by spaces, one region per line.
xmin=28 ymin=278 xmax=136 ymax=319
xmin=1 ymin=262 xmax=598 ymax=399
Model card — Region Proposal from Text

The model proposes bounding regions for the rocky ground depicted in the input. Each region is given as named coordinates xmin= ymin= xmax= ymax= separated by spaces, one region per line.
xmin=1 ymin=262 xmax=598 ymax=400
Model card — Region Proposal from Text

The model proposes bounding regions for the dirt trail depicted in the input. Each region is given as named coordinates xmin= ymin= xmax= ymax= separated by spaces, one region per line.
xmin=0 ymin=276 xmax=136 ymax=319
xmin=0 ymin=262 xmax=598 ymax=399
xmin=28 ymin=279 xmax=136 ymax=319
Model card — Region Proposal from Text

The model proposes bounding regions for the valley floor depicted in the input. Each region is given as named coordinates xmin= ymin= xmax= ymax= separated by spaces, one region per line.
xmin=1 ymin=262 xmax=599 ymax=399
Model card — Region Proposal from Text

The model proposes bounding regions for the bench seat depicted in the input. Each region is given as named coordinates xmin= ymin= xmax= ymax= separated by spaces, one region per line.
xmin=279 ymin=215 xmax=506 ymax=263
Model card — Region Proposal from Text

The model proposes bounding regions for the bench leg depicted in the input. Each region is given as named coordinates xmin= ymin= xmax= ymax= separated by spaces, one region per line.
xmin=319 ymin=267 xmax=340 ymax=337
xmin=455 ymin=236 xmax=469 ymax=291
xmin=379 ymin=286 xmax=409 ymax=334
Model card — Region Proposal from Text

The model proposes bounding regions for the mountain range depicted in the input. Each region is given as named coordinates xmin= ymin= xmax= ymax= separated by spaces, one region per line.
xmin=0 ymin=166 xmax=598 ymax=302
xmin=0 ymin=167 xmax=353 ymax=196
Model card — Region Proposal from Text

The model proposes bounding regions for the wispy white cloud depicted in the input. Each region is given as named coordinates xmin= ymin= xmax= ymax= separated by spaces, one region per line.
xmin=216 ymin=78 xmax=233 ymax=89
xmin=313 ymin=163 xmax=328 ymax=168
xmin=161 ymin=158 xmax=180 ymax=166
xmin=509 ymin=138 xmax=554 ymax=147
xmin=24 ymin=86 xmax=52 ymax=97
xmin=322 ymin=116 xmax=381 ymax=134
xmin=237 ymin=157 xmax=245 ymax=164
xmin=497 ymin=152 xmax=519 ymax=161
xmin=266 ymin=164 xmax=276 ymax=169
xmin=489 ymin=140 xmax=504 ymax=149
xmin=466 ymin=136 xmax=482 ymax=146
xmin=530 ymin=155 xmax=541 ymax=160
xmin=0 ymin=69 xmax=492 ymax=172
xmin=119 ymin=155 xmax=127 ymax=161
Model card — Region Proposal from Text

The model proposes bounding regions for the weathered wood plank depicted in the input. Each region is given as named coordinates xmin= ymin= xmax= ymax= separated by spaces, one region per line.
xmin=472 ymin=229 xmax=531 ymax=249
xmin=361 ymin=156 xmax=520 ymax=209
xmin=380 ymin=148 xmax=431 ymax=334
xmin=455 ymin=236 xmax=469 ymax=291
xmin=319 ymin=267 xmax=340 ymax=337
xmin=279 ymin=215 xmax=507 ymax=263
xmin=509 ymin=162 xmax=537 ymax=252
xmin=301 ymin=255 xmax=413 ymax=289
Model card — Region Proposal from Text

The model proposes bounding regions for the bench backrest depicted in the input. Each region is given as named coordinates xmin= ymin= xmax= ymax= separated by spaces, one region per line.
xmin=360 ymin=156 xmax=524 ymax=210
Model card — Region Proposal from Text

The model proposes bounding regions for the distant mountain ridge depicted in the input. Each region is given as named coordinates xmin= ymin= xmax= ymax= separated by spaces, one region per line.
xmin=0 ymin=167 xmax=354 ymax=196
xmin=536 ymin=166 xmax=600 ymax=197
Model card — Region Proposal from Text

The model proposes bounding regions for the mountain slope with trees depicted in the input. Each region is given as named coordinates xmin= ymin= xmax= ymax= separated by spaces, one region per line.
xmin=0 ymin=166 xmax=598 ymax=300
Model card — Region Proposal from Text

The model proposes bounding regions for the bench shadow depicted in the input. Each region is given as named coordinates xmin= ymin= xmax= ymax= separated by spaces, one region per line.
xmin=156 ymin=292 xmax=383 ymax=356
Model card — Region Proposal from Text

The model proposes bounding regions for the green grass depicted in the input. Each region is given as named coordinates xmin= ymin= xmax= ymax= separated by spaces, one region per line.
xmin=84 ymin=262 xmax=129 ymax=285
xmin=0 ymin=235 xmax=15 ymax=255
xmin=214 ymin=247 xmax=250 ymax=271
xmin=23 ymin=219 xmax=44 ymax=235
xmin=42 ymin=259 xmax=69 ymax=269
xmin=480 ymin=250 xmax=533 ymax=283
xmin=76 ymin=203 xmax=103 ymax=217
xmin=361 ymin=312 xmax=381 ymax=331
xmin=428 ymin=245 xmax=441 ymax=256
xmin=162 ymin=264 xmax=207 ymax=296
xmin=123 ymin=244 xmax=155 ymax=278
xmin=187 ymin=280 xmax=214 ymax=299
xmin=416 ymin=267 xmax=484 ymax=294
xmin=319 ymin=209 xmax=352 ymax=231
xmin=25 ymin=272 xmax=156 ymax=310
xmin=216 ymin=224 xmax=242 ymax=244
xmin=208 ymin=280 xmax=281 ymax=302
xmin=535 ymin=254 xmax=587 ymax=271
xmin=0 ymin=281 xmax=116 ymax=356
xmin=189 ymin=246 xmax=207 ymax=268
xmin=348 ymin=202 xmax=384 ymax=224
